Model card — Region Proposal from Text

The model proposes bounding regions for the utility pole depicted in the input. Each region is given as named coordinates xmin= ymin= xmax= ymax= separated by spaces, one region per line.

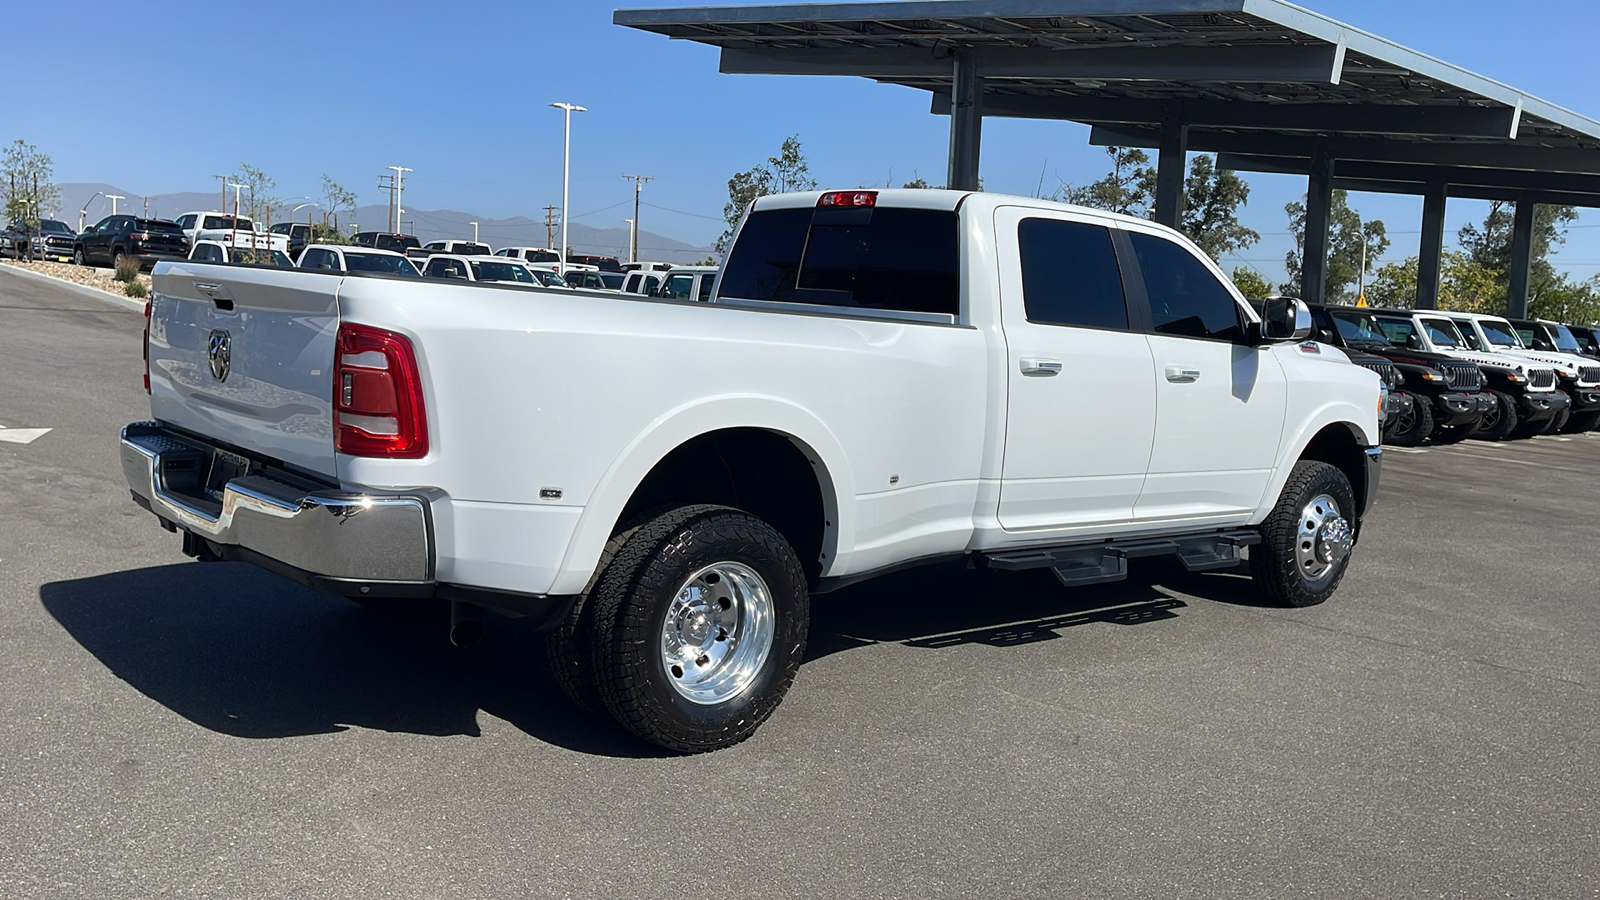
xmin=621 ymin=174 xmax=654 ymax=264
xmin=387 ymin=166 xmax=411 ymax=233
xmin=377 ymin=173 xmax=395 ymax=232
xmin=106 ymin=194 xmax=125 ymax=215
xmin=544 ymin=205 xmax=558 ymax=248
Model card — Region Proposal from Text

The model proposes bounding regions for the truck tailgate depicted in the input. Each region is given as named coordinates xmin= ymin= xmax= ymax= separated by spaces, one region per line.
xmin=147 ymin=262 xmax=341 ymax=480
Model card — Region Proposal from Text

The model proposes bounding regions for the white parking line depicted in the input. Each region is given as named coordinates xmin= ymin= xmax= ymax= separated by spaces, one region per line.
xmin=0 ymin=427 xmax=51 ymax=444
xmin=1384 ymin=447 xmax=1430 ymax=454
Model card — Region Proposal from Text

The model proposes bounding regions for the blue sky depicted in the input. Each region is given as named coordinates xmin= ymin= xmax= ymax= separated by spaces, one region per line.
xmin=6 ymin=0 xmax=1600 ymax=284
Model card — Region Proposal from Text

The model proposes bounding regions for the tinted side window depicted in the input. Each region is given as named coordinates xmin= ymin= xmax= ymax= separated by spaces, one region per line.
xmin=719 ymin=207 xmax=959 ymax=316
xmin=1128 ymin=232 xmax=1242 ymax=341
xmin=697 ymin=275 xmax=715 ymax=301
xmin=301 ymin=249 xmax=335 ymax=270
xmin=1017 ymin=218 xmax=1127 ymax=330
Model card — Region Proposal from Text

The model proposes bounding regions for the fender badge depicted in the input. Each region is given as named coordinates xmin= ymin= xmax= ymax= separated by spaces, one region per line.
xmin=1298 ymin=341 xmax=1321 ymax=354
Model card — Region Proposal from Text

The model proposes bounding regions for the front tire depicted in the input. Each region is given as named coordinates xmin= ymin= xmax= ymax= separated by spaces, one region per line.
xmin=1562 ymin=409 xmax=1600 ymax=433
xmin=1383 ymin=393 xmax=1431 ymax=447
xmin=1472 ymin=390 xmax=1519 ymax=441
xmin=1251 ymin=461 xmax=1358 ymax=608
xmin=586 ymin=504 xmax=809 ymax=753
xmin=73 ymin=247 xmax=86 ymax=267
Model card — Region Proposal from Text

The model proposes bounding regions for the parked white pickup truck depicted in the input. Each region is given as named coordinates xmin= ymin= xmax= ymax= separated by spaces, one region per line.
xmin=122 ymin=189 xmax=1383 ymax=752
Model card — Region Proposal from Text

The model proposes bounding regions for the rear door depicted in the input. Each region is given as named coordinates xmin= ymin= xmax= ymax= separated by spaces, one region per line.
xmin=147 ymin=263 xmax=342 ymax=479
xmin=1127 ymin=229 xmax=1287 ymax=522
xmin=994 ymin=207 xmax=1157 ymax=532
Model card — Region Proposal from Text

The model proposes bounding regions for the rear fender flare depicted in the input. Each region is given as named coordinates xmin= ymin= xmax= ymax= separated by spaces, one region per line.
xmin=547 ymin=394 xmax=854 ymax=596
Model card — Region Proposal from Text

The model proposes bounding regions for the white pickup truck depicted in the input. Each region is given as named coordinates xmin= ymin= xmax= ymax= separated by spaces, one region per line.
xmin=122 ymin=189 xmax=1383 ymax=752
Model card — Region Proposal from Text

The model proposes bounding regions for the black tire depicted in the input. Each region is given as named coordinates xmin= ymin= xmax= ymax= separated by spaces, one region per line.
xmin=1562 ymin=409 xmax=1600 ymax=433
xmin=1382 ymin=393 xmax=1432 ymax=447
xmin=1472 ymin=390 xmax=1519 ymax=441
xmin=1429 ymin=423 xmax=1474 ymax=444
xmin=585 ymin=504 xmax=809 ymax=753
xmin=1251 ymin=461 xmax=1358 ymax=608
xmin=1543 ymin=407 xmax=1571 ymax=435
xmin=73 ymin=247 xmax=86 ymax=267
xmin=542 ymin=519 xmax=650 ymax=716
xmin=112 ymin=249 xmax=126 ymax=270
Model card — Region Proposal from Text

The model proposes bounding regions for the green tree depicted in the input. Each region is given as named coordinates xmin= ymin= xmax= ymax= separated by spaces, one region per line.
xmin=1367 ymin=257 xmax=1420 ymax=309
xmin=1456 ymin=200 xmax=1582 ymax=313
xmin=716 ymin=135 xmax=817 ymax=254
xmin=320 ymin=175 xmax=358 ymax=231
xmin=1060 ymin=147 xmax=1153 ymax=216
xmin=234 ymin=162 xmax=278 ymax=224
xmin=1283 ymin=190 xmax=1389 ymax=302
xmin=1181 ymin=155 xmax=1260 ymax=260
xmin=0 ymin=140 xmax=61 ymax=235
xmin=901 ymin=176 xmax=934 ymax=189
xmin=1231 ymin=267 xmax=1273 ymax=300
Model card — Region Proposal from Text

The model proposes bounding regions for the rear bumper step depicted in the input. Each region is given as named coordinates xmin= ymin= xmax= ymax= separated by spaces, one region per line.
xmin=982 ymin=530 xmax=1261 ymax=587
xmin=121 ymin=421 xmax=435 ymax=587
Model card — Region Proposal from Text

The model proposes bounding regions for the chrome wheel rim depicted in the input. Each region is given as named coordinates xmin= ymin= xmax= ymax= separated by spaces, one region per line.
xmin=660 ymin=561 xmax=775 ymax=706
xmin=1295 ymin=493 xmax=1351 ymax=587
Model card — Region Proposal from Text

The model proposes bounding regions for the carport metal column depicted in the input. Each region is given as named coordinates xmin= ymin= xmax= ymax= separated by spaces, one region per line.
xmin=1300 ymin=141 xmax=1335 ymax=305
xmin=1153 ymin=106 xmax=1189 ymax=229
xmin=1507 ymin=195 xmax=1537 ymax=319
xmin=1415 ymin=182 xmax=1449 ymax=310
xmin=946 ymin=49 xmax=983 ymax=192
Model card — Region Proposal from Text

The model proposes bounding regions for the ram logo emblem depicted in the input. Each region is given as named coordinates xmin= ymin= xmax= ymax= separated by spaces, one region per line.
xmin=207 ymin=329 xmax=232 ymax=382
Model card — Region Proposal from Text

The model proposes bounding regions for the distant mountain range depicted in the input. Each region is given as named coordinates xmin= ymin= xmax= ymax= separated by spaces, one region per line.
xmin=51 ymin=183 xmax=715 ymax=265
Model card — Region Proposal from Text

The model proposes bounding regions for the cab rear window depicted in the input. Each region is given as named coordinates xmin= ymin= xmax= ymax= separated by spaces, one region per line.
xmin=718 ymin=206 xmax=959 ymax=317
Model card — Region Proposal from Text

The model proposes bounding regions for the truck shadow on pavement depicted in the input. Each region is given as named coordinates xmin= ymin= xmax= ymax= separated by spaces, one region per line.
xmin=40 ymin=556 xmax=1261 ymax=757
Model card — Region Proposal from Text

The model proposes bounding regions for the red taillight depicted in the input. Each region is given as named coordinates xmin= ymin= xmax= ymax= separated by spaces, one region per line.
xmin=334 ymin=322 xmax=427 ymax=458
xmin=817 ymin=190 xmax=877 ymax=208
xmin=142 ymin=300 xmax=152 ymax=393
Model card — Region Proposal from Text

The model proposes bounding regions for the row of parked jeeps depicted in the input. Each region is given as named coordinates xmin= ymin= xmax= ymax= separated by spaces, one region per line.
xmin=1299 ymin=303 xmax=1600 ymax=445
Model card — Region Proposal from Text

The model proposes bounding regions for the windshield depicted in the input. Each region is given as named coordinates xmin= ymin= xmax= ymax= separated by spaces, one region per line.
xmin=600 ymin=272 xmax=625 ymax=289
xmin=1478 ymin=318 xmax=1523 ymax=348
xmin=39 ymin=219 xmax=73 ymax=234
xmin=1421 ymin=318 xmax=1468 ymax=349
xmin=1550 ymin=324 xmax=1583 ymax=352
xmin=1513 ymin=326 xmax=1540 ymax=348
xmin=469 ymin=260 xmax=534 ymax=283
xmin=344 ymin=252 xmax=420 ymax=276
xmin=1329 ymin=310 xmax=1394 ymax=347
xmin=201 ymin=215 xmax=252 ymax=230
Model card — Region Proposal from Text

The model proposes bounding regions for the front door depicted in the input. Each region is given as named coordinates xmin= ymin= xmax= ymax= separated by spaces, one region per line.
xmin=1123 ymin=229 xmax=1287 ymax=523
xmin=994 ymin=207 xmax=1158 ymax=533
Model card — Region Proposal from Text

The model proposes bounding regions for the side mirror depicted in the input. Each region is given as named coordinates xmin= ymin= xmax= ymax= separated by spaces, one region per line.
xmin=1405 ymin=334 xmax=1422 ymax=350
xmin=1260 ymin=297 xmax=1312 ymax=343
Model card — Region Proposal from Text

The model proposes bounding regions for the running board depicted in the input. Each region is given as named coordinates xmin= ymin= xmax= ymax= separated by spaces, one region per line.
xmin=981 ymin=530 xmax=1261 ymax=587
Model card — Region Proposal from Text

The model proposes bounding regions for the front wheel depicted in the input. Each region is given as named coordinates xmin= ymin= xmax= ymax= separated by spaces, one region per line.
xmin=1472 ymin=390 xmax=1519 ymax=441
xmin=586 ymin=504 xmax=809 ymax=753
xmin=1382 ymin=393 xmax=1431 ymax=447
xmin=1251 ymin=461 xmax=1358 ymax=608
xmin=1562 ymin=409 xmax=1600 ymax=433
xmin=73 ymin=247 xmax=86 ymax=267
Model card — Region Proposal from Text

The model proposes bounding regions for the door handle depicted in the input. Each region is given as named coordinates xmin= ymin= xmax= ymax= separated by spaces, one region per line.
xmin=1165 ymin=366 xmax=1201 ymax=383
xmin=1019 ymin=358 xmax=1062 ymax=377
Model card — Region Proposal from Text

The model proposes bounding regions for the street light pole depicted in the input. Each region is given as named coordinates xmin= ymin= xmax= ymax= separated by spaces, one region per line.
xmin=78 ymin=191 xmax=104 ymax=232
xmin=470 ymin=221 xmax=479 ymax=243
xmin=105 ymin=194 xmax=125 ymax=216
xmin=623 ymin=218 xmax=633 ymax=263
xmin=549 ymin=102 xmax=586 ymax=275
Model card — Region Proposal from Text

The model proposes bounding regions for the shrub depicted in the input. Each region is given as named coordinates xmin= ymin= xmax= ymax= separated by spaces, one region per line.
xmin=124 ymin=278 xmax=149 ymax=299
xmin=113 ymin=255 xmax=141 ymax=283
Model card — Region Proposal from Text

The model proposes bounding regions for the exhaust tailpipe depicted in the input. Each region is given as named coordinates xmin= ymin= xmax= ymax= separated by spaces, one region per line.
xmin=449 ymin=601 xmax=485 ymax=647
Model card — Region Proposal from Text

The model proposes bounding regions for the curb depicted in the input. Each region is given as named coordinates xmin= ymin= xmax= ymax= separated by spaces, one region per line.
xmin=0 ymin=261 xmax=147 ymax=313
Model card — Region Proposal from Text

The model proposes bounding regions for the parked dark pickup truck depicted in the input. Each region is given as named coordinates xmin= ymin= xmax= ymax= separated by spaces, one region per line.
xmin=74 ymin=215 xmax=189 ymax=269
xmin=1 ymin=218 xmax=77 ymax=261
xmin=1308 ymin=303 xmax=1493 ymax=445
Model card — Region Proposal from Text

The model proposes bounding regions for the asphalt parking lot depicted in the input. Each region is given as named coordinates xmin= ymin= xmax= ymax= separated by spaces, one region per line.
xmin=2 ymin=266 xmax=1597 ymax=899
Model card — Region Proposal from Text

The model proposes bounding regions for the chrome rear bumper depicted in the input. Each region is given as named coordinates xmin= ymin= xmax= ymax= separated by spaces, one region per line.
xmin=120 ymin=422 xmax=435 ymax=593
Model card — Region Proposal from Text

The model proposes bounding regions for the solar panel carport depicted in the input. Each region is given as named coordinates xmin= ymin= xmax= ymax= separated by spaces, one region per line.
xmin=615 ymin=0 xmax=1600 ymax=315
